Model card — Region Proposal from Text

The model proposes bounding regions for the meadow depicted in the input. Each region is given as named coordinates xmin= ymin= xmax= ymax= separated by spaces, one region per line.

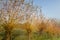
xmin=0 ymin=29 xmax=60 ymax=40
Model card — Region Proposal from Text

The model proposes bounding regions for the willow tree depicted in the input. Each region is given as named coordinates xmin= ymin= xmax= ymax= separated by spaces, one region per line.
xmin=0 ymin=0 xmax=25 ymax=40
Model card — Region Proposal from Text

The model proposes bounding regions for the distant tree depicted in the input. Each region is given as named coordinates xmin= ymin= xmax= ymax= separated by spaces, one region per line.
xmin=34 ymin=8 xmax=47 ymax=35
xmin=46 ymin=19 xmax=60 ymax=36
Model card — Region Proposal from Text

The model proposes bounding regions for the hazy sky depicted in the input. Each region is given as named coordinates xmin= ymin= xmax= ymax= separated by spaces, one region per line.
xmin=33 ymin=0 xmax=60 ymax=19
xmin=0 ymin=0 xmax=60 ymax=19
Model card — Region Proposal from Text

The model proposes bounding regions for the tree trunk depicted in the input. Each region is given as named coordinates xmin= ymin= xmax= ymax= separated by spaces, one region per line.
xmin=2 ymin=31 xmax=11 ymax=40
xmin=27 ymin=29 xmax=31 ymax=40
xmin=28 ymin=32 xmax=30 ymax=40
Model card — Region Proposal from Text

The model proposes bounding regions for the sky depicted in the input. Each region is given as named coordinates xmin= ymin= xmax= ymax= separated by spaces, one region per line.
xmin=33 ymin=0 xmax=60 ymax=19
xmin=0 ymin=0 xmax=60 ymax=19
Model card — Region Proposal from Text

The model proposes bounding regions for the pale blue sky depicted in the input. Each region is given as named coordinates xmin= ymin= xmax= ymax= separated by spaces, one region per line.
xmin=0 ymin=0 xmax=60 ymax=19
xmin=33 ymin=0 xmax=60 ymax=19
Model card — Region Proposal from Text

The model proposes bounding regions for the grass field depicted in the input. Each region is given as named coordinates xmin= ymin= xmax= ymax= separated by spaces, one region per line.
xmin=0 ymin=29 xmax=60 ymax=40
